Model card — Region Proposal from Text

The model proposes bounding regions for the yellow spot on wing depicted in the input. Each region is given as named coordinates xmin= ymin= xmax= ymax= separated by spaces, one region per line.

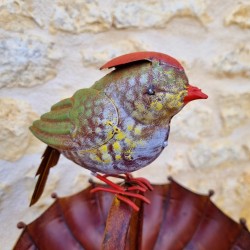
xmin=115 ymin=155 xmax=122 ymax=160
xmin=151 ymin=101 xmax=163 ymax=111
xmin=127 ymin=125 xmax=133 ymax=131
xmin=134 ymin=126 xmax=142 ymax=135
xmin=100 ymin=144 xmax=108 ymax=153
xmin=116 ymin=131 xmax=126 ymax=140
xmin=106 ymin=121 xmax=113 ymax=126
xmin=113 ymin=141 xmax=121 ymax=152
xmin=156 ymin=102 xmax=163 ymax=110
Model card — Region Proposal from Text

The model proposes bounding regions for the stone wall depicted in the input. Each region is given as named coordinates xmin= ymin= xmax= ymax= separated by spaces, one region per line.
xmin=0 ymin=0 xmax=249 ymax=248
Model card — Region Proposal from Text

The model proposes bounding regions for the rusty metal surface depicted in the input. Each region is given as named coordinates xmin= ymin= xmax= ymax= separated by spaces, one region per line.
xmin=13 ymin=180 xmax=250 ymax=250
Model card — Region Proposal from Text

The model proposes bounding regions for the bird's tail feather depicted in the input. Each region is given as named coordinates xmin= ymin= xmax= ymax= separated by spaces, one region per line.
xmin=30 ymin=146 xmax=60 ymax=206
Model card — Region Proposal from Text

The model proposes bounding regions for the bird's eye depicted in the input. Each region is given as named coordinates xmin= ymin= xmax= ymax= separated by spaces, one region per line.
xmin=147 ymin=87 xmax=155 ymax=95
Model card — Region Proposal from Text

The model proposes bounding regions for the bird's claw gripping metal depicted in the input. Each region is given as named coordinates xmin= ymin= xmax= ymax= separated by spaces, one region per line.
xmin=90 ymin=173 xmax=153 ymax=211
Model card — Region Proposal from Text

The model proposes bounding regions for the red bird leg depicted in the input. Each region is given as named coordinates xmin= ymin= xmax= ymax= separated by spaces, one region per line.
xmin=126 ymin=186 xmax=147 ymax=192
xmin=92 ymin=173 xmax=124 ymax=191
xmin=116 ymin=194 xmax=140 ymax=212
xmin=124 ymin=173 xmax=154 ymax=191
xmin=94 ymin=173 xmax=153 ymax=192
xmin=101 ymin=173 xmax=153 ymax=191
xmin=91 ymin=187 xmax=150 ymax=203
xmin=90 ymin=173 xmax=152 ymax=211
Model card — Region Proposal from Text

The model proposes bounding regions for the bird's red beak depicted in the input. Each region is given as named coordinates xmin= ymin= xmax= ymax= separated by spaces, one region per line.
xmin=183 ymin=84 xmax=208 ymax=104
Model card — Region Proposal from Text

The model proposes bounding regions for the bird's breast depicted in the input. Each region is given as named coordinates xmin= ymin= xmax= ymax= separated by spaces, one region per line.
xmin=62 ymin=116 xmax=169 ymax=174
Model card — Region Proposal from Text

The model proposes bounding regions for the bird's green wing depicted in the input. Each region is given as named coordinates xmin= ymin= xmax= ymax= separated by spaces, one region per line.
xmin=30 ymin=88 xmax=118 ymax=151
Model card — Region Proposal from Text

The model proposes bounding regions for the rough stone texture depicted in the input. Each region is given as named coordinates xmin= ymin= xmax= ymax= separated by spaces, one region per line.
xmin=113 ymin=0 xmax=211 ymax=29
xmin=188 ymin=137 xmax=250 ymax=169
xmin=171 ymin=104 xmax=213 ymax=142
xmin=0 ymin=0 xmax=38 ymax=31
xmin=0 ymin=0 xmax=250 ymax=249
xmin=0 ymin=98 xmax=38 ymax=161
xmin=225 ymin=4 xmax=250 ymax=29
xmin=0 ymin=35 xmax=60 ymax=88
xmin=214 ymin=44 xmax=250 ymax=77
xmin=50 ymin=0 xmax=210 ymax=34
xmin=238 ymin=168 xmax=250 ymax=220
xmin=50 ymin=0 xmax=113 ymax=33
xmin=219 ymin=91 xmax=250 ymax=133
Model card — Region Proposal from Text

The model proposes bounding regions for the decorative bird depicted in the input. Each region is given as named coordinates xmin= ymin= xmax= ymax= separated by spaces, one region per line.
xmin=29 ymin=51 xmax=208 ymax=209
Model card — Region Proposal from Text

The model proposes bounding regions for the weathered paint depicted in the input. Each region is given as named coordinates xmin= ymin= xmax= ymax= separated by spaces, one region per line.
xmin=30 ymin=53 xmax=202 ymax=174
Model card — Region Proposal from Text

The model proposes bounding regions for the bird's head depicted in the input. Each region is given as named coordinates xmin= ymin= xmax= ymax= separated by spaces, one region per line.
xmin=100 ymin=52 xmax=208 ymax=125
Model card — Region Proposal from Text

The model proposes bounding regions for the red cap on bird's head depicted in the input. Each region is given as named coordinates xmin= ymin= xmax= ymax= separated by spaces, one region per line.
xmin=183 ymin=85 xmax=208 ymax=104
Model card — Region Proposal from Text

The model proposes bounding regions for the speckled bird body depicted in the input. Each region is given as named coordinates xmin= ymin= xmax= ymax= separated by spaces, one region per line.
xmin=29 ymin=52 xmax=208 ymax=206
xmin=31 ymin=60 xmax=187 ymax=174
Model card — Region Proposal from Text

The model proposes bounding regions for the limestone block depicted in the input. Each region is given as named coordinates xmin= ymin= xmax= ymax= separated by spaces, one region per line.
xmin=50 ymin=0 xmax=112 ymax=33
xmin=219 ymin=92 xmax=250 ymax=133
xmin=0 ymin=98 xmax=37 ymax=161
xmin=225 ymin=4 xmax=250 ymax=29
xmin=188 ymin=137 xmax=250 ymax=169
xmin=113 ymin=0 xmax=211 ymax=29
xmin=214 ymin=167 xmax=250 ymax=224
xmin=171 ymin=104 xmax=213 ymax=142
xmin=213 ymin=44 xmax=250 ymax=77
xmin=175 ymin=164 xmax=250 ymax=224
xmin=238 ymin=168 xmax=250 ymax=220
xmin=81 ymin=39 xmax=149 ymax=66
xmin=0 ymin=35 xmax=60 ymax=88
xmin=0 ymin=0 xmax=39 ymax=31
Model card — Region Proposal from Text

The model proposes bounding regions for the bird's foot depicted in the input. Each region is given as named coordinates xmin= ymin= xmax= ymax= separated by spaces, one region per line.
xmin=90 ymin=173 xmax=153 ymax=211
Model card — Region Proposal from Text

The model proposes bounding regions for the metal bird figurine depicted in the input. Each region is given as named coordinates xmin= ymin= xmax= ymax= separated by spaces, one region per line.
xmin=29 ymin=51 xmax=208 ymax=208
